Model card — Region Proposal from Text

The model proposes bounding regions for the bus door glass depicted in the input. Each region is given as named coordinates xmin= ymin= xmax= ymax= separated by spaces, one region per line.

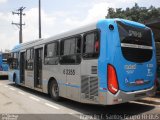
xmin=20 ymin=52 xmax=25 ymax=84
xmin=34 ymin=48 xmax=43 ymax=88
xmin=25 ymin=49 xmax=34 ymax=88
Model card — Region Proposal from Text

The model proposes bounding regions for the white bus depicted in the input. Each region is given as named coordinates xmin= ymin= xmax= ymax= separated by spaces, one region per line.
xmin=8 ymin=19 xmax=156 ymax=105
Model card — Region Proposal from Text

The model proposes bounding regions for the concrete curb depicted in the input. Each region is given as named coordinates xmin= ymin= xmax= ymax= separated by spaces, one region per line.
xmin=137 ymin=98 xmax=160 ymax=105
xmin=136 ymin=92 xmax=160 ymax=105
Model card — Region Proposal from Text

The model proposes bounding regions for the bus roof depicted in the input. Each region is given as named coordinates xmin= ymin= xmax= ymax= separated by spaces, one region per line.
xmin=11 ymin=18 xmax=149 ymax=52
xmin=12 ymin=21 xmax=98 ymax=52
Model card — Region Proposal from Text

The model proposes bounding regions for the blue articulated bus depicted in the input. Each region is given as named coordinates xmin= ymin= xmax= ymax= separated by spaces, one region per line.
xmin=9 ymin=19 xmax=156 ymax=105
xmin=0 ymin=52 xmax=10 ymax=79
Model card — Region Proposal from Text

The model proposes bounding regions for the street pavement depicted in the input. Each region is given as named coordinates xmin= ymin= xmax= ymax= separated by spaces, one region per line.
xmin=0 ymin=80 xmax=160 ymax=120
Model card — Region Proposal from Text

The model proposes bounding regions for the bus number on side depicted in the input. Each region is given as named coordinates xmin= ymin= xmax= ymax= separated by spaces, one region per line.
xmin=63 ymin=69 xmax=75 ymax=75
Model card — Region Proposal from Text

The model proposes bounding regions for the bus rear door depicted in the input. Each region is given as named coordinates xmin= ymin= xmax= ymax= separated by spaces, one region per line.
xmin=20 ymin=52 xmax=25 ymax=84
xmin=34 ymin=48 xmax=43 ymax=89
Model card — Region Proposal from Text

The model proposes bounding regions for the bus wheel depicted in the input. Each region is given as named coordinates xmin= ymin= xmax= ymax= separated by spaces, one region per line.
xmin=49 ymin=80 xmax=60 ymax=101
xmin=13 ymin=74 xmax=17 ymax=85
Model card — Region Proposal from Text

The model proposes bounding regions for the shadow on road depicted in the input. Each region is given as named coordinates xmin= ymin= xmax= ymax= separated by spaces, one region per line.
xmin=8 ymin=83 xmax=155 ymax=120
xmin=0 ymin=77 xmax=8 ymax=80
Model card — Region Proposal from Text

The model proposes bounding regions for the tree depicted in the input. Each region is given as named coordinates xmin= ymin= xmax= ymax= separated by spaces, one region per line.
xmin=106 ymin=3 xmax=160 ymax=23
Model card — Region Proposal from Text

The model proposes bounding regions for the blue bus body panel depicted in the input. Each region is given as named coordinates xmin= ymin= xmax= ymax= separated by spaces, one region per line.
xmin=0 ymin=54 xmax=2 ymax=66
xmin=0 ymin=53 xmax=9 ymax=71
xmin=97 ymin=19 xmax=156 ymax=92
xmin=2 ymin=64 xmax=9 ymax=71
xmin=10 ymin=44 xmax=21 ymax=83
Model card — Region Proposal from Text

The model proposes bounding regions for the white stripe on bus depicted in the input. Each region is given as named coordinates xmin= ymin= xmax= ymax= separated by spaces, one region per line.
xmin=121 ymin=43 xmax=152 ymax=49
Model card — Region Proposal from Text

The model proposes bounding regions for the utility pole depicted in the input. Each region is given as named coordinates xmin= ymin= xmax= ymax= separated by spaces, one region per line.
xmin=12 ymin=7 xmax=26 ymax=44
xmin=39 ymin=0 xmax=42 ymax=38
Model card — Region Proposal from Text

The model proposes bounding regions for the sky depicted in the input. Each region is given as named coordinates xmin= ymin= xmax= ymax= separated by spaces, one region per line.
xmin=0 ymin=0 xmax=159 ymax=51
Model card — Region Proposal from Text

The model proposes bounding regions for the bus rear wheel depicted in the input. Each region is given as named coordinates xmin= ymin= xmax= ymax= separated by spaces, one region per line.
xmin=49 ymin=80 xmax=60 ymax=101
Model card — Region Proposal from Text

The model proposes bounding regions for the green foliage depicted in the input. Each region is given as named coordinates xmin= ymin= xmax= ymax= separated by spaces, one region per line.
xmin=106 ymin=3 xmax=160 ymax=23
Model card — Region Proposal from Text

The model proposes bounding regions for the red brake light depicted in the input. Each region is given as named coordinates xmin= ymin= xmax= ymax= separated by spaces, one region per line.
xmin=95 ymin=40 xmax=99 ymax=52
xmin=107 ymin=64 xmax=119 ymax=94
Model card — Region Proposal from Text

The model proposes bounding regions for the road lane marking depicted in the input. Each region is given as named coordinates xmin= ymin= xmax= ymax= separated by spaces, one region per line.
xmin=18 ymin=91 xmax=25 ymax=95
xmin=45 ymin=103 xmax=60 ymax=110
xmin=130 ymin=101 xmax=160 ymax=107
xmin=4 ymin=85 xmax=8 ymax=88
xmin=29 ymin=96 xmax=40 ymax=102
xmin=155 ymin=100 xmax=160 ymax=103
xmin=9 ymin=88 xmax=15 ymax=91
xmin=70 ymin=114 xmax=81 ymax=119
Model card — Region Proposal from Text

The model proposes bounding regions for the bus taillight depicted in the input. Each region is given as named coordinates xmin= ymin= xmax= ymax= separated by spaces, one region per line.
xmin=107 ymin=64 xmax=119 ymax=94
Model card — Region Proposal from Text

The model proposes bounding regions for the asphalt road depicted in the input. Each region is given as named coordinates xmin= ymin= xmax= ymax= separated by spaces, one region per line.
xmin=0 ymin=80 xmax=160 ymax=120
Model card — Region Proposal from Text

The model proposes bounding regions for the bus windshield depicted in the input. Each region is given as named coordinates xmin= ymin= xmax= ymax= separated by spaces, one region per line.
xmin=117 ymin=21 xmax=153 ymax=63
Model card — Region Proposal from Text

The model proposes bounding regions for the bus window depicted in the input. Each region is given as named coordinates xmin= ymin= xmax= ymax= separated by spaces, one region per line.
xmin=83 ymin=30 xmax=100 ymax=59
xmin=44 ymin=42 xmax=59 ymax=65
xmin=9 ymin=52 xmax=19 ymax=69
xmin=117 ymin=21 xmax=152 ymax=63
xmin=1 ymin=53 xmax=10 ymax=65
xmin=26 ymin=49 xmax=31 ymax=60
xmin=2 ymin=59 xmax=7 ymax=64
xmin=26 ymin=49 xmax=34 ymax=70
xmin=60 ymin=36 xmax=81 ymax=64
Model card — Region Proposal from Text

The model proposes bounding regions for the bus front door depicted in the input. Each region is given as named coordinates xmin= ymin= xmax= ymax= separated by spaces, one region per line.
xmin=34 ymin=48 xmax=43 ymax=88
xmin=20 ymin=52 xmax=25 ymax=84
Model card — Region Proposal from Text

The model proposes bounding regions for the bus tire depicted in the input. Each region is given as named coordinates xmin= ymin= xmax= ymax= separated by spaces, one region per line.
xmin=13 ymin=73 xmax=17 ymax=85
xmin=49 ymin=80 xmax=60 ymax=101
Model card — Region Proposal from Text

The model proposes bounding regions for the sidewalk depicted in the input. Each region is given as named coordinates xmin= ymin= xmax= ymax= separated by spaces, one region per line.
xmin=136 ymin=91 xmax=160 ymax=105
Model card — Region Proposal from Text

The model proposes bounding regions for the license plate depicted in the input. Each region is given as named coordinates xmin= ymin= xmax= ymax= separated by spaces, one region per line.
xmin=135 ymin=79 xmax=144 ymax=85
